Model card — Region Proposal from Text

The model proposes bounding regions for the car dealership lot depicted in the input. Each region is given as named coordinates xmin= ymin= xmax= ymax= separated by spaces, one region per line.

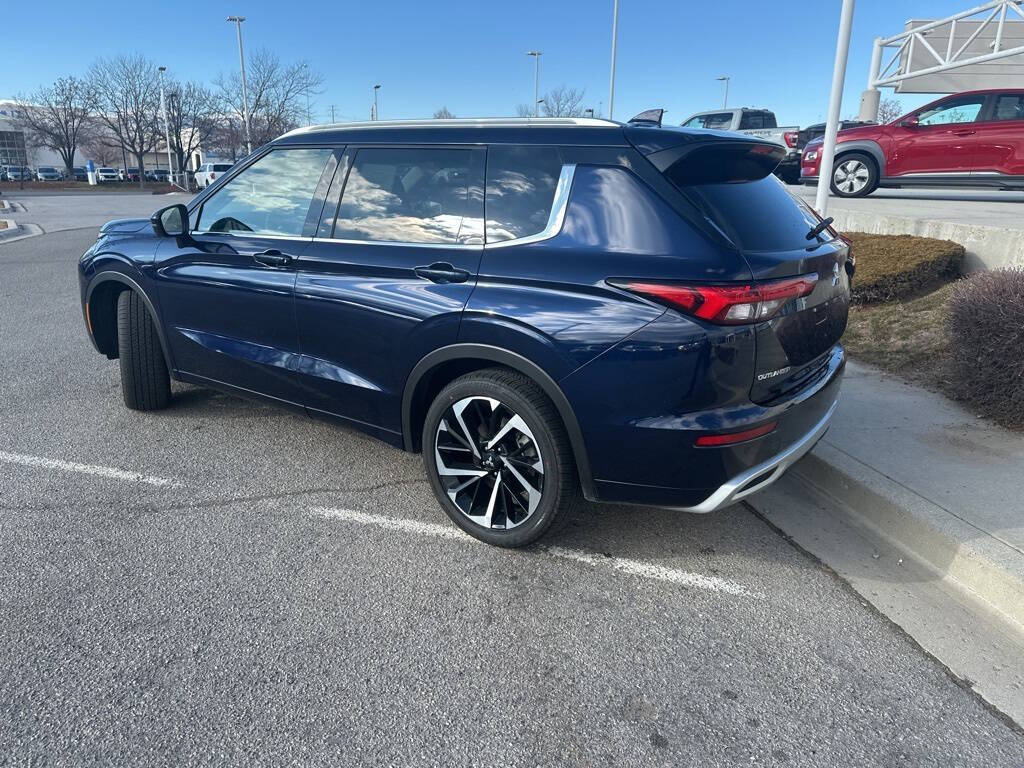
xmin=1 ymin=227 xmax=1021 ymax=764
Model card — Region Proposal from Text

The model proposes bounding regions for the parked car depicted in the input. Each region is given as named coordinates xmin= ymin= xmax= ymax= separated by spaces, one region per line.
xmin=72 ymin=166 xmax=89 ymax=182
xmin=147 ymin=168 xmax=170 ymax=182
xmin=96 ymin=167 xmax=120 ymax=182
xmin=36 ymin=166 xmax=62 ymax=181
xmin=119 ymin=167 xmax=142 ymax=182
xmin=679 ymin=108 xmax=801 ymax=182
xmin=193 ymin=162 xmax=233 ymax=188
xmin=0 ymin=166 xmax=7 ymax=181
xmin=5 ymin=166 xmax=32 ymax=181
xmin=79 ymin=117 xmax=849 ymax=547
xmin=801 ymin=88 xmax=1024 ymax=197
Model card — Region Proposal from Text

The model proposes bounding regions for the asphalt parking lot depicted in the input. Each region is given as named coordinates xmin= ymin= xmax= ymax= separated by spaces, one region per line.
xmin=1 ymin=226 xmax=1021 ymax=766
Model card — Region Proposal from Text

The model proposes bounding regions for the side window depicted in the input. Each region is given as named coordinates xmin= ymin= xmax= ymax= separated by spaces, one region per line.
xmin=332 ymin=147 xmax=483 ymax=244
xmin=485 ymin=145 xmax=562 ymax=243
xmin=739 ymin=112 xmax=764 ymax=129
xmin=993 ymin=94 xmax=1024 ymax=121
xmin=195 ymin=148 xmax=333 ymax=236
xmin=918 ymin=98 xmax=984 ymax=126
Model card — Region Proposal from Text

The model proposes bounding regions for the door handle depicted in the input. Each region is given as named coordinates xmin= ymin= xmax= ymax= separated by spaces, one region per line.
xmin=252 ymin=249 xmax=293 ymax=267
xmin=951 ymin=129 xmax=976 ymax=136
xmin=414 ymin=262 xmax=470 ymax=284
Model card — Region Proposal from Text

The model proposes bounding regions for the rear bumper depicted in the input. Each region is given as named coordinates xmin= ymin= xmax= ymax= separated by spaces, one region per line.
xmin=668 ymin=397 xmax=836 ymax=513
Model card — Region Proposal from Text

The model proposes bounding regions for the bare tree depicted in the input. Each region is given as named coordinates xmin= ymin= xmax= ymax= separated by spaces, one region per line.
xmin=541 ymin=86 xmax=587 ymax=118
xmin=163 ymin=78 xmax=218 ymax=180
xmin=89 ymin=55 xmax=161 ymax=187
xmin=433 ymin=106 xmax=455 ymax=119
xmin=205 ymin=118 xmax=247 ymax=163
xmin=514 ymin=86 xmax=587 ymax=118
xmin=214 ymin=48 xmax=323 ymax=148
xmin=877 ymin=97 xmax=903 ymax=124
xmin=82 ymin=132 xmax=119 ymax=167
xmin=13 ymin=76 xmax=97 ymax=179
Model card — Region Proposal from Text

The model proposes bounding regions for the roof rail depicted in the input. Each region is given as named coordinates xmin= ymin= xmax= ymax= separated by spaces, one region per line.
xmin=281 ymin=116 xmax=621 ymax=138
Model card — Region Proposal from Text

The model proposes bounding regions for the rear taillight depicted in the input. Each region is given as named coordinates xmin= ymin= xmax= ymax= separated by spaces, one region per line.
xmin=783 ymin=131 xmax=799 ymax=148
xmin=210 ymin=173 xmax=216 ymax=180
xmin=840 ymin=234 xmax=855 ymax=280
xmin=608 ymin=275 xmax=818 ymax=325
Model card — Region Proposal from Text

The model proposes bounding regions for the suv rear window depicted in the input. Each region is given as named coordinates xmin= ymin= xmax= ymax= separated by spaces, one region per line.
xmin=485 ymin=145 xmax=562 ymax=242
xmin=739 ymin=112 xmax=776 ymax=130
xmin=680 ymin=176 xmax=820 ymax=252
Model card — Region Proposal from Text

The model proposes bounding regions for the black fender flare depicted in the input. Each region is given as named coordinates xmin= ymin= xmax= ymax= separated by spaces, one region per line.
xmin=402 ymin=343 xmax=596 ymax=500
xmin=86 ymin=270 xmax=174 ymax=372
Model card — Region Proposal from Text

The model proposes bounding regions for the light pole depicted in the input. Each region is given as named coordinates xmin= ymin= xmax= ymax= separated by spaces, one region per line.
xmin=301 ymin=62 xmax=312 ymax=125
xmin=716 ymin=75 xmax=730 ymax=109
xmin=526 ymin=51 xmax=542 ymax=117
xmin=373 ymin=84 xmax=381 ymax=120
xmin=227 ymin=15 xmax=252 ymax=155
xmin=608 ymin=0 xmax=619 ymax=120
xmin=815 ymin=0 xmax=856 ymax=216
xmin=157 ymin=66 xmax=177 ymax=189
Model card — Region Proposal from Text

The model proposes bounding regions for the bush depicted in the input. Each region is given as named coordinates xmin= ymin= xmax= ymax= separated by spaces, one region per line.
xmin=946 ymin=268 xmax=1024 ymax=428
xmin=845 ymin=232 xmax=963 ymax=304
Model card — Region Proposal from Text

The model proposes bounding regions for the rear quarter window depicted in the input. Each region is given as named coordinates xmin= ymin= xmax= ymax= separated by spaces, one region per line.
xmin=485 ymin=145 xmax=562 ymax=242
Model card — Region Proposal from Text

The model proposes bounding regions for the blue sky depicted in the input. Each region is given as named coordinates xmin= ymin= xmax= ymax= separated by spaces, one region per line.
xmin=3 ymin=1 xmax=981 ymax=126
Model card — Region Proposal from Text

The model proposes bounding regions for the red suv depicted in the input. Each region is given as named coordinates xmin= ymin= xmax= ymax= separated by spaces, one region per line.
xmin=801 ymin=89 xmax=1024 ymax=197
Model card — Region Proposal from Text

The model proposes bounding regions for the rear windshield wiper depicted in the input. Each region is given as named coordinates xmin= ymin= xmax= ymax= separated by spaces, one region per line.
xmin=806 ymin=216 xmax=834 ymax=241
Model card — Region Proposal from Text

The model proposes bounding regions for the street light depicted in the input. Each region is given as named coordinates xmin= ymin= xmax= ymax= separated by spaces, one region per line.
xmin=301 ymin=63 xmax=312 ymax=125
xmin=716 ymin=75 xmax=730 ymax=109
xmin=608 ymin=0 xmax=619 ymax=120
xmin=227 ymin=15 xmax=252 ymax=155
xmin=157 ymin=66 xmax=177 ymax=189
xmin=373 ymin=84 xmax=381 ymax=121
xmin=526 ymin=51 xmax=542 ymax=117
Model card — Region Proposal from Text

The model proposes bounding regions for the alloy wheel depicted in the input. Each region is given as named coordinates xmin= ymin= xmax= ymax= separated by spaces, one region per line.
xmin=833 ymin=159 xmax=870 ymax=194
xmin=433 ymin=396 xmax=545 ymax=530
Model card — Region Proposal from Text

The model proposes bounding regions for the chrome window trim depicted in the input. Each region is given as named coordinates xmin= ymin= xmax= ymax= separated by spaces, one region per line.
xmin=308 ymin=236 xmax=482 ymax=250
xmin=190 ymin=230 xmax=313 ymax=242
xmin=485 ymin=163 xmax=576 ymax=250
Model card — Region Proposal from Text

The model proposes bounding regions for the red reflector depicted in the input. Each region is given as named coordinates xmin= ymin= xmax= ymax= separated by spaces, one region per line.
xmin=609 ymin=275 xmax=818 ymax=325
xmin=695 ymin=421 xmax=777 ymax=447
xmin=783 ymin=131 xmax=799 ymax=148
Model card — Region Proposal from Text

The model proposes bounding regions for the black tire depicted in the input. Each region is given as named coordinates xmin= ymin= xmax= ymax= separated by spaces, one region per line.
xmin=423 ymin=368 xmax=578 ymax=548
xmin=829 ymin=152 xmax=878 ymax=198
xmin=116 ymin=290 xmax=171 ymax=411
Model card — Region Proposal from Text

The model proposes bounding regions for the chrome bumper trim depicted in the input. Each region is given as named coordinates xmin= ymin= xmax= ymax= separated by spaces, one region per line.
xmin=671 ymin=398 xmax=839 ymax=514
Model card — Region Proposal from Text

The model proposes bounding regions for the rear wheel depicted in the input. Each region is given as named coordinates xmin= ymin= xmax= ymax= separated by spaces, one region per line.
xmin=423 ymin=369 xmax=577 ymax=548
xmin=116 ymin=290 xmax=171 ymax=411
xmin=830 ymin=152 xmax=878 ymax=197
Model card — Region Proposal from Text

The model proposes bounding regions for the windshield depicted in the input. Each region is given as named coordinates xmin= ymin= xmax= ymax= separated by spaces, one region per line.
xmin=213 ymin=164 xmax=233 ymax=171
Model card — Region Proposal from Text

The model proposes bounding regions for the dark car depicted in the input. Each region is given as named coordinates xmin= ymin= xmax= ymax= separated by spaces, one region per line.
xmin=78 ymin=117 xmax=849 ymax=547
xmin=147 ymin=168 xmax=170 ymax=182
xmin=796 ymin=120 xmax=875 ymax=153
xmin=801 ymin=89 xmax=1024 ymax=197
xmin=72 ymin=167 xmax=89 ymax=182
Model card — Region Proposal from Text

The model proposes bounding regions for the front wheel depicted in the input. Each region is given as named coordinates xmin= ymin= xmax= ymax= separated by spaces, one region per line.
xmin=829 ymin=152 xmax=878 ymax=197
xmin=116 ymin=290 xmax=171 ymax=411
xmin=423 ymin=369 xmax=578 ymax=547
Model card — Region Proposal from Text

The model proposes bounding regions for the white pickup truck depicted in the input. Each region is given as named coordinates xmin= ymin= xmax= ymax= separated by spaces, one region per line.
xmin=679 ymin=108 xmax=801 ymax=183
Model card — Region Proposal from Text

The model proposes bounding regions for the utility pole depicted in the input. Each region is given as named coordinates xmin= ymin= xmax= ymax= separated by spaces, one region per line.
xmin=227 ymin=16 xmax=252 ymax=155
xmin=526 ymin=51 xmax=542 ymax=117
xmin=302 ymin=62 xmax=312 ymax=125
xmin=608 ymin=0 xmax=619 ymax=120
xmin=329 ymin=104 xmax=337 ymax=122
xmin=157 ymin=66 xmax=178 ymax=189
xmin=716 ymin=75 xmax=730 ymax=109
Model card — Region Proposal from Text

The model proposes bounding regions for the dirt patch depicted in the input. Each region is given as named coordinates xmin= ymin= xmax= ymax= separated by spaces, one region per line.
xmin=0 ymin=220 xmax=7 ymax=230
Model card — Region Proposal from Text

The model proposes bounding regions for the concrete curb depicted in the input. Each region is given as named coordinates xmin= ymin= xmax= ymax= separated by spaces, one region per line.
xmin=0 ymin=218 xmax=20 ymax=239
xmin=776 ymin=441 xmax=1024 ymax=631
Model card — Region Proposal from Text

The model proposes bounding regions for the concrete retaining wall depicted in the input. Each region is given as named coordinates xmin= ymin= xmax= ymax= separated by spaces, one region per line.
xmin=829 ymin=209 xmax=1024 ymax=273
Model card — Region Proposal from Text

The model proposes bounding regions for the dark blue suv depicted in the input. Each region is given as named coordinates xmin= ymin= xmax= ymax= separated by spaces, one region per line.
xmin=79 ymin=117 xmax=849 ymax=547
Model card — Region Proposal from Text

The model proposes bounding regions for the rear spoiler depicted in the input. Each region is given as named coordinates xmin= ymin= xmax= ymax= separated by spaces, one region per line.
xmin=627 ymin=108 xmax=664 ymax=128
xmin=647 ymin=139 xmax=785 ymax=186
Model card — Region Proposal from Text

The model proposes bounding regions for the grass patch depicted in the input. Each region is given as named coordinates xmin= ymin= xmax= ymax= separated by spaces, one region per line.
xmin=845 ymin=232 xmax=963 ymax=305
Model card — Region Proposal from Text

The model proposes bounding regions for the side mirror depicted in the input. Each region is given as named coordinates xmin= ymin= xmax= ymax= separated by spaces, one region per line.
xmin=151 ymin=204 xmax=189 ymax=237
xmin=900 ymin=115 xmax=920 ymax=128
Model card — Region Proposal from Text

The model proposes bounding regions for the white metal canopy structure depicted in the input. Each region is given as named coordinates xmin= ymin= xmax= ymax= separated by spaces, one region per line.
xmin=859 ymin=1 xmax=1024 ymax=118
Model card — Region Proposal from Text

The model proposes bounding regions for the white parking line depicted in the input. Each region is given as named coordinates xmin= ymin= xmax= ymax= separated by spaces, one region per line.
xmin=0 ymin=451 xmax=180 ymax=488
xmin=311 ymin=506 xmax=754 ymax=598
